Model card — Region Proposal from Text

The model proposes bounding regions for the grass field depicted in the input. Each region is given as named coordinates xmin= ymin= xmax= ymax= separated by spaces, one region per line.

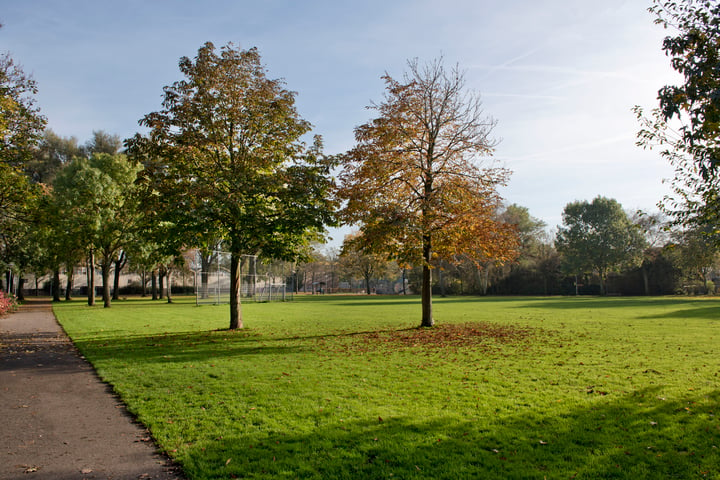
xmin=53 ymin=295 xmax=720 ymax=479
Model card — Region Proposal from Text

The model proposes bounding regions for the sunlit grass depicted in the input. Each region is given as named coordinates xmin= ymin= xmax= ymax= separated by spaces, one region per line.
xmin=53 ymin=295 xmax=720 ymax=479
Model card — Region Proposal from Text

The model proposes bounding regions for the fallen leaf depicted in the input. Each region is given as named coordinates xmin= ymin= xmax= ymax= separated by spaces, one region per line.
xmin=226 ymin=458 xmax=232 ymax=465
xmin=539 ymin=440 xmax=548 ymax=445
xmin=80 ymin=468 xmax=93 ymax=474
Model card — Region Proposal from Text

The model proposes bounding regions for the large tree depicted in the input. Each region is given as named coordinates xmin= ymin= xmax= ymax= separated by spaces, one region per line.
xmin=556 ymin=196 xmax=647 ymax=295
xmin=128 ymin=42 xmax=336 ymax=329
xmin=52 ymin=153 xmax=142 ymax=307
xmin=635 ymin=0 xmax=720 ymax=230
xmin=338 ymin=57 xmax=517 ymax=327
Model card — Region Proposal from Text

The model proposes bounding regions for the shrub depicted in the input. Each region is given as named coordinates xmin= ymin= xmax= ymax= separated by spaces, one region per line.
xmin=0 ymin=291 xmax=18 ymax=316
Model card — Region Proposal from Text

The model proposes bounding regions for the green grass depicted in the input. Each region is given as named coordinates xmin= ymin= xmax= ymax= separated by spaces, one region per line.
xmin=53 ymin=295 xmax=720 ymax=479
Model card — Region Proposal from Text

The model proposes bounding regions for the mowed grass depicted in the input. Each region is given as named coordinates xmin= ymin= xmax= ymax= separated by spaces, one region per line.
xmin=53 ymin=295 xmax=720 ymax=479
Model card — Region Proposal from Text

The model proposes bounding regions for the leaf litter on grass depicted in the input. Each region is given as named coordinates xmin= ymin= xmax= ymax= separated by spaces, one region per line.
xmin=338 ymin=322 xmax=550 ymax=356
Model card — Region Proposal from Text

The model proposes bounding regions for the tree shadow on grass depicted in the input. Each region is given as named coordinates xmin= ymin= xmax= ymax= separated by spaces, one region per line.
xmin=70 ymin=329 xmax=308 ymax=365
xmin=511 ymin=297 xmax=707 ymax=311
xmin=176 ymin=388 xmax=720 ymax=479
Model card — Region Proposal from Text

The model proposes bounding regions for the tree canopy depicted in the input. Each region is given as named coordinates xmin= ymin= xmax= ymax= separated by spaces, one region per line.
xmin=556 ymin=196 xmax=647 ymax=295
xmin=128 ymin=42 xmax=336 ymax=329
xmin=338 ymin=57 xmax=518 ymax=327
xmin=635 ymin=0 xmax=720 ymax=231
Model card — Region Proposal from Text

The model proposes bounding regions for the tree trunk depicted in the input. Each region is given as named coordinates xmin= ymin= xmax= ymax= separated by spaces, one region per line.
xmin=201 ymin=252 xmax=213 ymax=299
xmin=229 ymin=251 xmax=243 ymax=329
xmin=112 ymin=251 xmax=127 ymax=300
xmin=158 ymin=269 xmax=164 ymax=299
xmin=642 ymin=266 xmax=650 ymax=296
xmin=65 ymin=266 xmax=73 ymax=301
xmin=141 ymin=269 xmax=147 ymax=297
xmin=101 ymin=260 xmax=112 ymax=308
xmin=421 ymin=234 xmax=434 ymax=327
xmin=52 ymin=268 xmax=61 ymax=302
xmin=151 ymin=269 xmax=158 ymax=300
xmin=365 ymin=273 xmax=371 ymax=295
xmin=87 ymin=249 xmax=95 ymax=306
xmin=166 ymin=267 xmax=173 ymax=304
xmin=17 ymin=276 xmax=25 ymax=301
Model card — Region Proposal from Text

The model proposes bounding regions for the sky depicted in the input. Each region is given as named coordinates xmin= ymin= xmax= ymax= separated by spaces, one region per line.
xmin=1 ymin=0 xmax=681 ymax=247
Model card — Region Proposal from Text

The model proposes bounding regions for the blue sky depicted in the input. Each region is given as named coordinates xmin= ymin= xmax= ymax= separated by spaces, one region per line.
xmin=2 ymin=0 xmax=679 ymax=247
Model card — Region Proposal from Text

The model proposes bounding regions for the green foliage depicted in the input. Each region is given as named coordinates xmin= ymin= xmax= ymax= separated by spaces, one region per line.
xmin=0 ymin=52 xmax=46 ymax=167
xmin=128 ymin=42 xmax=336 ymax=328
xmin=635 ymin=0 xmax=720 ymax=232
xmin=54 ymin=296 xmax=720 ymax=479
xmin=51 ymin=153 xmax=142 ymax=307
xmin=556 ymin=196 xmax=647 ymax=294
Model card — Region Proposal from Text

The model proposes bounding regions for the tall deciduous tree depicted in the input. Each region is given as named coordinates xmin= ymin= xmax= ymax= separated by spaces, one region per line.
xmin=338 ymin=57 xmax=517 ymax=327
xmin=635 ymin=0 xmax=720 ymax=230
xmin=52 ymin=153 xmax=142 ymax=307
xmin=556 ymin=196 xmax=647 ymax=295
xmin=128 ymin=42 xmax=336 ymax=329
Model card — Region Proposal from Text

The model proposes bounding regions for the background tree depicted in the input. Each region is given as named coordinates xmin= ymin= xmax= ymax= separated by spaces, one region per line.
xmin=493 ymin=204 xmax=561 ymax=295
xmin=83 ymin=130 xmax=122 ymax=156
xmin=52 ymin=153 xmax=142 ymax=307
xmin=128 ymin=42 xmax=336 ymax=329
xmin=635 ymin=0 xmax=720 ymax=232
xmin=556 ymin=196 xmax=647 ymax=295
xmin=339 ymin=233 xmax=395 ymax=295
xmin=26 ymin=130 xmax=81 ymax=184
xmin=338 ymin=57 xmax=517 ymax=327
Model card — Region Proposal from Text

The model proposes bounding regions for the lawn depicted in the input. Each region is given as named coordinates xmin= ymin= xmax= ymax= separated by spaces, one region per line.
xmin=53 ymin=295 xmax=720 ymax=479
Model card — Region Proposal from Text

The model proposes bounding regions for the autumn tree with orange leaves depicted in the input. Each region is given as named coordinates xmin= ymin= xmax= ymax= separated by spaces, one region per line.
xmin=338 ymin=58 xmax=518 ymax=327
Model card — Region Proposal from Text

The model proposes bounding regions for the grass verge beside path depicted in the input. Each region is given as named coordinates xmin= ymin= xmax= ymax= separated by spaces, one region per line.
xmin=53 ymin=296 xmax=720 ymax=479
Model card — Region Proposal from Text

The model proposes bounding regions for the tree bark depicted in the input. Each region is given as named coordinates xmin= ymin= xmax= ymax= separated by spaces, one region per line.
xmin=421 ymin=234 xmax=434 ymax=327
xmin=151 ymin=269 xmax=158 ymax=300
xmin=87 ymin=250 xmax=95 ymax=306
xmin=112 ymin=251 xmax=127 ymax=300
xmin=166 ymin=267 xmax=173 ymax=304
xmin=65 ymin=266 xmax=73 ymax=301
xmin=17 ymin=276 xmax=25 ymax=301
xmin=52 ymin=268 xmax=61 ymax=302
xmin=229 ymin=251 xmax=243 ymax=329
xmin=101 ymin=260 xmax=112 ymax=308
xmin=642 ymin=266 xmax=650 ymax=296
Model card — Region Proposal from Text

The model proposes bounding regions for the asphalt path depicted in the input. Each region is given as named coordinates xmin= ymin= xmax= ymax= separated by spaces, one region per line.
xmin=0 ymin=298 xmax=184 ymax=480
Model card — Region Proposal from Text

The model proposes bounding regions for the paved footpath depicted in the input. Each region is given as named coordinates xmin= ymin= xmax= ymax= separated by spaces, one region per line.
xmin=0 ymin=298 xmax=184 ymax=480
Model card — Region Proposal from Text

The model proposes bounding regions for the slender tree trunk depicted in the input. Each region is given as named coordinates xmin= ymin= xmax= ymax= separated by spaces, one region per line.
xmin=112 ymin=251 xmax=127 ymax=300
xmin=421 ymin=234 xmax=434 ymax=327
xmin=229 ymin=251 xmax=243 ymax=329
xmin=201 ymin=255 xmax=209 ymax=299
xmin=87 ymin=249 xmax=95 ymax=306
xmin=158 ymin=269 xmax=164 ymax=299
xmin=151 ymin=269 xmax=158 ymax=300
xmin=166 ymin=267 xmax=173 ymax=304
xmin=52 ymin=268 xmax=61 ymax=302
xmin=65 ymin=266 xmax=73 ymax=301
xmin=365 ymin=273 xmax=371 ymax=295
xmin=101 ymin=260 xmax=112 ymax=308
xmin=642 ymin=267 xmax=650 ymax=296
xmin=141 ymin=269 xmax=147 ymax=297
xmin=17 ymin=276 xmax=25 ymax=301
